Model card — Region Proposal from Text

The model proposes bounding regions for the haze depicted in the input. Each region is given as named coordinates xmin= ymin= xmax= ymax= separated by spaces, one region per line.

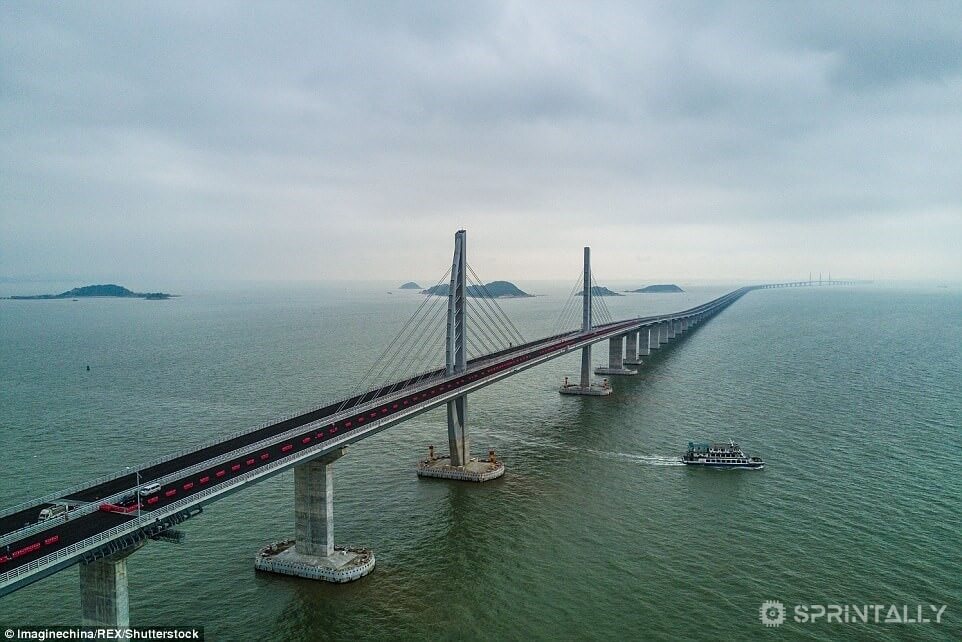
xmin=2 ymin=2 xmax=961 ymax=286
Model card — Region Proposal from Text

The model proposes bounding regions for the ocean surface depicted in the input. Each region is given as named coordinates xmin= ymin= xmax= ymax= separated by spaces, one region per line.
xmin=0 ymin=282 xmax=959 ymax=641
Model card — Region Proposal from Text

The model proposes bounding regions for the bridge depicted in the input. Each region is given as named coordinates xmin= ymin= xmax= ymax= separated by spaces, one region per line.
xmin=0 ymin=230 xmax=861 ymax=625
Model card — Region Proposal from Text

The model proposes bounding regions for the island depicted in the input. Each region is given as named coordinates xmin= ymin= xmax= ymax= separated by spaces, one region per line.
xmin=422 ymin=280 xmax=532 ymax=298
xmin=576 ymin=286 xmax=623 ymax=297
xmin=6 ymin=284 xmax=175 ymax=300
xmin=398 ymin=282 xmax=422 ymax=290
xmin=628 ymin=284 xmax=685 ymax=293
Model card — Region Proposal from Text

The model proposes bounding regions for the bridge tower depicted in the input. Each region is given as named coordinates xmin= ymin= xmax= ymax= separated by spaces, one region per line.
xmin=560 ymin=247 xmax=612 ymax=395
xmin=417 ymin=230 xmax=505 ymax=482
xmin=446 ymin=229 xmax=469 ymax=467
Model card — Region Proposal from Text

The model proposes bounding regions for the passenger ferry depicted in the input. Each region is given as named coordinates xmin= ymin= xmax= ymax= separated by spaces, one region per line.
xmin=682 ymin=440 xmax=764 ymax=469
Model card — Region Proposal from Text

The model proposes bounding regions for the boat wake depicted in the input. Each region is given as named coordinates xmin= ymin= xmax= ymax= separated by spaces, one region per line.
xmin=585 ymin=448 xmax=685 ymax=466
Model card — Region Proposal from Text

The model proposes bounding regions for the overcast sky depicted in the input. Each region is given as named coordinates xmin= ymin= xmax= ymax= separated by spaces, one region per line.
xmin=2 ymin=1 xmax=961 ymax=286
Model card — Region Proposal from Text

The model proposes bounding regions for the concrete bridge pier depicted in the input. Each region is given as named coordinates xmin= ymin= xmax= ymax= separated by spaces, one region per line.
xmin=666 ymin=319 xmax=677 ymax=341
xmin=638 ymin=328 xmax=652 ymax=358
xmin=624 ymin=330 xmax=644 ymax=366
xmin=624 ymin=331 xmax=638 ymax=362
xmin=80 ymin=543 xmax=144 ymax=627
xmin=675 ymin=319 xmax=684 ymax=336
xmin=255 ymin=448 xmax=375 ymax=582
xmin=647 ymin=326 xmax=660 ymax=351
xmin=596 ymin=335 xmax=637 ymax=375
xmin=658 ymin=321 xmax=669 ymax=345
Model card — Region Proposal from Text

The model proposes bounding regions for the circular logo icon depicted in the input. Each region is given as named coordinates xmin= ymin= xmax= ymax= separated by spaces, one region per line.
xmin=760 ymin=600 xmax=786 ymax=627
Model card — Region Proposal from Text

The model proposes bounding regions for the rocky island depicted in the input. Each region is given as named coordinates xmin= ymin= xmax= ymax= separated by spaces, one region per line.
xmin=577 ymin=286 xmax=623 ymax=297
xmin=6 ymin=284 xmax=175 ymax=300
xmin=398 ymin=282 xmax=422 ymax=290
xmin=629 ymin=284 xmax=684 ymax=293
xmin=422 ymin=280 xmax=532 ymax=298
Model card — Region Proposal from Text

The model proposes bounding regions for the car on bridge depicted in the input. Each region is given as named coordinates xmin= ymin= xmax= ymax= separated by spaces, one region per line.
xmin=138 ymin=482 xmax=161 ymax=497
xmin=38 ymin=505 xmax=68 ymax=522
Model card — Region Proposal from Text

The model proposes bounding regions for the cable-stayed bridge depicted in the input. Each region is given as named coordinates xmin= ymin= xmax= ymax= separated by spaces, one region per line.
xmin=0 ymin=230 xmax=863 ymax=624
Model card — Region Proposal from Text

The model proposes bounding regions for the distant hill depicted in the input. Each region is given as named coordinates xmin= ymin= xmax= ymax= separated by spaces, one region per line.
xmin=398 ymin=282 xmax=422 ymax=290
xmin=576 ymin=286 xmax=623 ymax=297
xmin=7 ymin=284 xmax=174 ymax=300
xmin=629 ymin=284 xmax=684 ymax=293
xmin=423 ymin=280 xmax=532 ymax=298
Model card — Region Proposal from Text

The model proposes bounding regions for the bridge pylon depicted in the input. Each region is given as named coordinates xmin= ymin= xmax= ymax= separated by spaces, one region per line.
xmin=560 ymin=246 xmax=612 ymax=395
xmin=417 ymin=230 xmax=505 ymax=482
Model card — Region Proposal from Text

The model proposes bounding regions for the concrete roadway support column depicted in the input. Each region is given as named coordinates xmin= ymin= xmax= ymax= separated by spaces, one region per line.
xmin=647 ymin=326 xmax=660 ymax=351
xmin=637 ymin=328 xmax=651 ymax=357
xmin=609 ymin=336 xmax=623 ymax=368
xmin=675 ymin=319 xmax=683 ymax=336
xmin=255 ymin=447 xmax=376 ymax=583
xmin=294 ymin=451 xmax=343 ymax=558
xmin=659 ymin=321 xmax=669 ymax=345
xmin=625 ymin=331 xmax=638 ymax=362
xmin=596 ymin=334 xmax=637 ymax=375
xmin=624 ymin=330 xmax=643 ymax=366
xmin=80 ymin=546 xmax=141 ymax=627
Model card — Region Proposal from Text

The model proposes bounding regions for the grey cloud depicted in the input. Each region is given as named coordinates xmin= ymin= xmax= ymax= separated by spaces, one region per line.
xmin=1 ymin=1 xmax=960 ymax=283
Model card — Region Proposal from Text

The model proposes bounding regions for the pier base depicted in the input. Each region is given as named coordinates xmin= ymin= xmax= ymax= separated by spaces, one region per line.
xmin=559 ymin=377 xmax=612 ymax=396
xmin=416 ymin=447 xmax=505 ymax=482
xmin=594 ymin=366 xmax=637 ymax=375
xmin=255 ymin=540 xmax=375 ymax=583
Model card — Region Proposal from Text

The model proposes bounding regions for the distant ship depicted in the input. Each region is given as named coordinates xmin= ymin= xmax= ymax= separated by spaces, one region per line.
xmin=682 ymin=440 xmax=764 ymax=468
